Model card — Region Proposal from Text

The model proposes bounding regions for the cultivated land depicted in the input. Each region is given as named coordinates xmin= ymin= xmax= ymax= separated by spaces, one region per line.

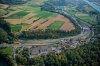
xmin=48 ymin=21 xmax=65 ymax=30
xmin=67 ymin=10 xmax=96 ymax=25
xmin=1 ymin=5 xmax=75 ymax=32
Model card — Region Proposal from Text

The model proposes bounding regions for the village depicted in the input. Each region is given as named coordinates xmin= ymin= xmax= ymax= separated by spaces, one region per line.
xmin=12 ymin=37 xmax=82 ymax=57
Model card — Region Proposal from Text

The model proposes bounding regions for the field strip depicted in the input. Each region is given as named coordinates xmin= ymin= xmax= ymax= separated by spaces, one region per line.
xmin=4 ymin=19 xmax=21 ymax=25
xmin=28 ymin=18 xmax=47 ymax=30
xmin=75 ymin=13 xmax=89 ymax=16
xmin=22 ymin=13 xmax=36 ymax=21
xmin=36 ymin=20 xmax=55 ymax=30
xmin=24 ymin=18 xmax=39 ymax=24
xmin=59 ymin=16 xmax=75 ymax=31
xmin=2 ymin=10 xmax=22 ymax=17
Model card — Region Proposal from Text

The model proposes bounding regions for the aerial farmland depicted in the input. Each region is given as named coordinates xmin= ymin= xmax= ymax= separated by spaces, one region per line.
xmin=1 ymin=3 xmax=75 ymax=32
xmin=0 ymin=0 xmax=100 ymax=66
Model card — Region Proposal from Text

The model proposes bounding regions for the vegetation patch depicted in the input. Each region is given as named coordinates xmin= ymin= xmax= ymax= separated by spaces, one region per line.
xmin=21 ymin=24 xmax=30 ymax=31
xmin=34 ymin=11 xmax=57 ymax=18
xmin=0 ymin=47 xmax=13 ymax=55
xmin=77 ymin=16 xmax=95 ymax=24
xmin=11 ymin=24 xmax=22 ymax=32
xmin=7 ymin=11 xmax=29 ymax=19
xmin=48 ymin=21 xmax=65 ymax=30
xmin=0 ymin=13 xmax=5 ymax=16
xmin=67 ymin=11 xmax=96 ymax=24
xmin=67 ymin=10 xmax=76 ymax=17
xmin=21 ymin=6 xmax=41 ymax=12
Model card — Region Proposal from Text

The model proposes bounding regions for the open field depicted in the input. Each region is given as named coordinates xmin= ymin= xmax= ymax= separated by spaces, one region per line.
xmin=7 ymin=11 xmax=29 ymax=19
xmin=48 ymin=21 xmax=65 ymax=30
xmin=77 ymin=16 xmax=95 ymax=24
xmin=4 ymin=19 xmax=21 ymax=25
xmin=67 ymin=11 xmax=96 ymax=24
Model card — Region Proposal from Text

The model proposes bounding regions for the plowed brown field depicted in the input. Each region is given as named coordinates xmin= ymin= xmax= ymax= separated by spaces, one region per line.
xmin=4 ymin=19 xmax=21 ymax=25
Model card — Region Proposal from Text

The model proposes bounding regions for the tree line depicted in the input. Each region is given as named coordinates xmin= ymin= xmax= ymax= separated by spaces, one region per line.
xmin=19 ymin=29 xmax=81 ymax=40
xmin=0 ymin=18 xmax=15 ymax=44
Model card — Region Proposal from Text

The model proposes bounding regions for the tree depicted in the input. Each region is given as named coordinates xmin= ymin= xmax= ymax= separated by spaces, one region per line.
xmin=0 ymin=28 xmax=8 ymax=44
xmin=16 ymin=55 xmax=27 ymax=65
xmin=0 ymin=19 xmax=11 ymax=33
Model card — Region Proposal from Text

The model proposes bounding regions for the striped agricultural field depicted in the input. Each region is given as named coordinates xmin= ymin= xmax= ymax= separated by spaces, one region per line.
xmin=22 ymin=13 xmax=36 ymax=21
xmin=27 ymin=18 xmax=47 ymax=30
